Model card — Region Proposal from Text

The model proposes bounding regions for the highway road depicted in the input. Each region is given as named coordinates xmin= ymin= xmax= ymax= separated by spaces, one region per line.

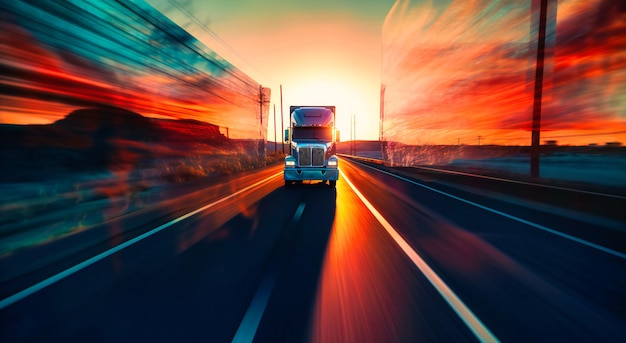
xmin=1 ymin=158 xmax=625 ymax=342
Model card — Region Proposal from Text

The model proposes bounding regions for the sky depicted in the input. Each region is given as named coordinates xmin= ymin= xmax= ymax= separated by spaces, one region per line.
xmin=147 ymin=0 xmax=626 ymax=146
xmin=381 ymin=0 xmax=626 ymax=146
xmin=0 ymin=0 xmax=265 ymax=139
xmin=146 ymin=0 xmax=396 ymax=142
xmin=2 ymin=0 xmax=623 ymax=146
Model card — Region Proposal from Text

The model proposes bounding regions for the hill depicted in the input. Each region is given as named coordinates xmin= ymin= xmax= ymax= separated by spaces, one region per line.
xmin=0 ymin=107 xmax=228 ymax=181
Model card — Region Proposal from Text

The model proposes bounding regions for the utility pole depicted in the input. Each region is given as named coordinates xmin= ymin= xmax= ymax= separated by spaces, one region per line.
xmin=280 ymin=84 xmax=284 ymax=154
xmin=350 ymin=115 xmax=353 ymax=155
xmin=258 ymin=86 xmax=270 ymax=156
xmin=273 ymin=104 xmax=277 ymax=153
xmin=380 ymin=84 xmax=387 ymax=160
xmin=259 ymin=85 xmax=263 ymax=127
xmin=380 ymin=84 xmax=385 ymax=142
xmin=531 ymin=0 xmax=549 ymax=178
xmin=259 ymin=86 xmax=264 ymax=156
xmin=353 ymin=114 xmax=357 ymax=156
xmin=350 ymin=115 xmax=357 ymax=156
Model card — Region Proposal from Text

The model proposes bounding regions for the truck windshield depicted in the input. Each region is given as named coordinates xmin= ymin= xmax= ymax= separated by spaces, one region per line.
xmin=292 ymin=127 xmax=332 ymax=141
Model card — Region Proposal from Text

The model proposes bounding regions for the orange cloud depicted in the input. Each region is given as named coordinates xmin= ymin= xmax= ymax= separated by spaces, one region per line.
xmin=0 ymin=1 xmax=265 ymax=139
xmin=381 ymin=0 xmax=626 ymax=146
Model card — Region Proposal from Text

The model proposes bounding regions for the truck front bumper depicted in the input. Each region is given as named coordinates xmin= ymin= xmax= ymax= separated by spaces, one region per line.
xmin=284 ymin=167 xmax=339 ymax=181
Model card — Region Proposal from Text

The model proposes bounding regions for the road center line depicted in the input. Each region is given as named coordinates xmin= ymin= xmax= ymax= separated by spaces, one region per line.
xmin=231 ymin=202 xmax=306 ymax=343
xmin=0 ymin=171 xmax=283 ymax=311
xmin=353 ymin=161 xmax=626 ymax=260
xmin=340 ymin=170 xmax=500 ymax=343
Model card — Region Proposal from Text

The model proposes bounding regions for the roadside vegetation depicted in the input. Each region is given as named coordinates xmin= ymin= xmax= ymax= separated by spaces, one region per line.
xmin=0 ymin=108 xmax=284 ymax=255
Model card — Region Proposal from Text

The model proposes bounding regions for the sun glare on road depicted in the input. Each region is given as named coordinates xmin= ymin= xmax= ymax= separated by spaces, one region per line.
xmin=309 ymin=178 xmax=414 ymax=342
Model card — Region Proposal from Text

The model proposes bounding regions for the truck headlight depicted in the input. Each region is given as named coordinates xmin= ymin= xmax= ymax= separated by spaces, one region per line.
xmin=327 ymin=156 xmax=338 ymax=168
xmin=285 ymin=156 xmax=296 ymax=167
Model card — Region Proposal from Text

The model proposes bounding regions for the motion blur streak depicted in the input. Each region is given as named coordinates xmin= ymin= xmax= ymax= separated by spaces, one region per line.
xmin=414 ymin=166 xmax=626 ymax=199
xmin=0 ymin=0 xmax=268 ymax=139
xmin=381 ymin=0 xmax=626 ymax=162
xmin=336 ymin=170 xmax=500 ymax=343
xmin=355 ymin=161 xmax=626 ymax=260
xmin=0 ymin=171 xmax=281 ymax=311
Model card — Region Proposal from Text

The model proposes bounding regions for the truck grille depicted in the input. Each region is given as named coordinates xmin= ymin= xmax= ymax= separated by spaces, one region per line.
xmin=298 ymin=147 xmax=325 ymax=167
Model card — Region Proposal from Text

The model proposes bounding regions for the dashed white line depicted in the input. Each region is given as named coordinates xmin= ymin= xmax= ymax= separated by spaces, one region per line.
xmin=232 ymin=202 xmax=306 ymax=343
xmin=0 ymin=171 xmax=283 ymax=311
xmin=292 ymin=202 xmax=306 ymax=222
xmin=354 ymin=161 xmax=626 ymax=260
xmin=340 ymin=170 xmax=501 ymax=343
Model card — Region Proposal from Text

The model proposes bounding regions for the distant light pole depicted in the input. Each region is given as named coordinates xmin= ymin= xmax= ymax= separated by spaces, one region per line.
xmin=354 ymin=115 xmax=357 ymax=156
xmin=273 ymin=104 xmax=277 ymax=153
xmin=350 ymin=115 xmax=353 ymax=155
xmin=280 ymin=84 xmax=284 ymax=154
xmin=350 ymin=115 xmax=357 ymax=156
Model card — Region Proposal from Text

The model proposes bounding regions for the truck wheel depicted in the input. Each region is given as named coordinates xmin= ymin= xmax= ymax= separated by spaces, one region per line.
xmin=329 ymin=180 xmax=336 ymax=188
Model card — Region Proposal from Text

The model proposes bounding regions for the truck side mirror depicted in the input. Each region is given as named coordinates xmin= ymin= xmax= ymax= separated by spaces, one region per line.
xmin=284 ymin=128 xmax=290 ymax=143
xmin=335 ymin=129 xmax=340 ymax=143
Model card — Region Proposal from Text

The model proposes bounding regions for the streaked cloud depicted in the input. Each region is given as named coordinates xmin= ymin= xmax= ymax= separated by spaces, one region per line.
xmin=382 ymin=0 xmax=626 ymax=146
xmin=0 ymin=0 xmax=266 ymax=139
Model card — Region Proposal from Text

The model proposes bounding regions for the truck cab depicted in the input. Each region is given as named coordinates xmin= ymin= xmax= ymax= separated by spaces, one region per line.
xmin=284 ymin=106 xmax=339 ymax=187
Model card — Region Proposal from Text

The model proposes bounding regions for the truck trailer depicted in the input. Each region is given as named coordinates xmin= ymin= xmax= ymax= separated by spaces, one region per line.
xmin=284 ymin=106 xmax=339 ymax=187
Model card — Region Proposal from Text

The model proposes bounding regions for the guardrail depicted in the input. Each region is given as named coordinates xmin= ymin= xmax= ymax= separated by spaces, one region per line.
xmin=337 ymin=154 xmax=385 ymax=165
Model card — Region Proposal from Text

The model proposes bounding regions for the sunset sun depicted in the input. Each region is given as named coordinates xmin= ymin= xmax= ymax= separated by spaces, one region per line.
xmin=284 ymin=75 xmax=377 ymax=141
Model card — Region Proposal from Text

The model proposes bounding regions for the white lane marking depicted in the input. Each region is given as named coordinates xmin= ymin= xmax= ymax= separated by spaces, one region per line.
xmin=353 ymin=161 xmax=626 ymax=260
xmin=340 ymin=170 xmax=500 ymax=343
xmin=232 ymin=202 xmax=306 ymax=343
xmin=0 ymin=171 xmax=283 ymax=311
xmin=414 ymin=166 xmax=626 ymax=200
xmin=341 ymin=155 xmax=625 ymax=200
xmin=293 ymin=202 xmax=306 ymax=222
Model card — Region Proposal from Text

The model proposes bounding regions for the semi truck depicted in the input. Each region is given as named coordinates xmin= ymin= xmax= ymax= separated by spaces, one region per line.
xmin=284 ymin=106 xmax=339 ymax=187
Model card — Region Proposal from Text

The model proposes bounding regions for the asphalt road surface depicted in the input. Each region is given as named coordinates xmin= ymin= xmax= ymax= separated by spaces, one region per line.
xmin=1 ymin=158 xmax=625 ymax=342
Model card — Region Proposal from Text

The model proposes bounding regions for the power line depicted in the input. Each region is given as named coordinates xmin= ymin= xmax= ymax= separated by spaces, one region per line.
xmin=168 ymin=0 xmax=278 ymax=85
